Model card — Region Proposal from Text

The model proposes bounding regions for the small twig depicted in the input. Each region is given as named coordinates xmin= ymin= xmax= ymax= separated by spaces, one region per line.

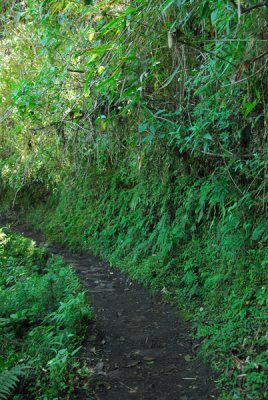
xmin=67 ymin=68 xmax=86 ymax=73
xmin=251 ymin=50 xmax=268 ymax=63
xmin=176 ymin=39 xmax=237 ymax=68
xmin=29 ymin=122 xmax=62 ymax=131
xmin=202 ymin=151 xmax=251 ymax=159
xmin=0 ymin=106 xmax=15 ymax=123
xmin=182 ymin=377 xmax=197 ymax=380
xmin=222 ymin=64 xmax=266 ymax=87
xmin=223 ymin=156 xmax=244 ymax=195
xmin=237 ymin=0 xmax=241 ymax=24
xmin=229 ymin=0 xmax=267 ymax=14
xmin=242 ymin=2 xmax=267 ymax=14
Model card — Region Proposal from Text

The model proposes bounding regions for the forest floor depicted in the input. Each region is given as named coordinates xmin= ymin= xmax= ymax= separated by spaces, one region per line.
xmin=7 ymin=220 xmax=216 ymax=400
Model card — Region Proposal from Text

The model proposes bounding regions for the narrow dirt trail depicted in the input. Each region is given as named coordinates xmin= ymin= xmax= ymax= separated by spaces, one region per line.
xmin=8 ymin=222 xmax=216 ymax=400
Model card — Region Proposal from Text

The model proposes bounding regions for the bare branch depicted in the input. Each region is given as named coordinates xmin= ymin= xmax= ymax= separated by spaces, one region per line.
xmin=242 ymin=2 xmax=267 ymax=14
xmin=176 ymin=39 xmax=237 ymax=67
xmin=229 ymin=0 xmax=267 ymax=14
xmin=252 ymin=51 xmax=268 ymax=63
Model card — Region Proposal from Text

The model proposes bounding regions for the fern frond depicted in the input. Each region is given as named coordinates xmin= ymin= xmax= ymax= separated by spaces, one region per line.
xmin=0 ymin=365 xmax=26 ymax=400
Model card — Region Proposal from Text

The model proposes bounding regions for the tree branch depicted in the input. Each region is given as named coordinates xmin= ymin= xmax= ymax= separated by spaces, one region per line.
xmin=242 ymin=2 xmax=267 ymax=14
xmin=29 ymin=122 xmax=62 ymax=132
xmin=229 ymin=0 xmax=267 ymax=14
xmin=176 ymin=39 xmax=237 ymax=67
xmin=251 ymin=50 xmax=268 ymax=63
xmin=202 ymin=151 xmax=251 ymax=159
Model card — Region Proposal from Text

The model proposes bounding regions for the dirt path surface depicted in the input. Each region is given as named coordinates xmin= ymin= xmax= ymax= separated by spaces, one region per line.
xmin=6 ymin=221 xmax=216 ymax=400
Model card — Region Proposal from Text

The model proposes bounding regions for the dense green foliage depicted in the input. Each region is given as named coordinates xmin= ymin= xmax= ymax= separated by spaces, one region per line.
xmin=0 ymin=228 xmax=92 ymax=399
xmin=0 ymin=1 xmax=267 ymax=399
xmin=28 ymin=167 xmax=268 ymax=399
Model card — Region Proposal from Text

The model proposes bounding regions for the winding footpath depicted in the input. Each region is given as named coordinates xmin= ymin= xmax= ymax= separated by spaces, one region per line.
xmin=7 ymin=221 xmax=216 ymax=400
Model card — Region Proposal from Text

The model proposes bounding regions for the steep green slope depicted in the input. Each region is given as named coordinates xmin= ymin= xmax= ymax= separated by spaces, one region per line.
xmin=27 ymin=159 xmax=267 ymax=399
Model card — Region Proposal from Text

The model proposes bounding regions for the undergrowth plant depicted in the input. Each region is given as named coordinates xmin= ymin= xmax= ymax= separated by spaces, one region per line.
xmin=0 ymin=228 xmax=92 ymax=399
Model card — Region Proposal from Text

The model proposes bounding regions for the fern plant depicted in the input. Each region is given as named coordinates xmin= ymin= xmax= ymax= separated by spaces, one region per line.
xmin=0 ymin=365 xmax=26 ymax=400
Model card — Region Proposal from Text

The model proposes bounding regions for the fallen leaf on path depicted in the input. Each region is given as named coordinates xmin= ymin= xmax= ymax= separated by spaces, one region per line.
xmin=126 ymin=361 xmax=141 ymax=368
xmin=94 ymin=361 xmax=104 ymax=373
xmin=129 ymin=388 xmax=138 ymax=394
xmin=144 ymin=356 xmax=155 ymax=361
xmin=182 ymin=377 xmax=197 ymax=380
xmin=184 ymin=354 xmax=193 ymax=362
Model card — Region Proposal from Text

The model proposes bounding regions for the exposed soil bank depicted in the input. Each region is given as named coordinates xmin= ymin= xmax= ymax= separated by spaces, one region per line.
xmin=3 ymin=220 xmax=216 ymax=400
